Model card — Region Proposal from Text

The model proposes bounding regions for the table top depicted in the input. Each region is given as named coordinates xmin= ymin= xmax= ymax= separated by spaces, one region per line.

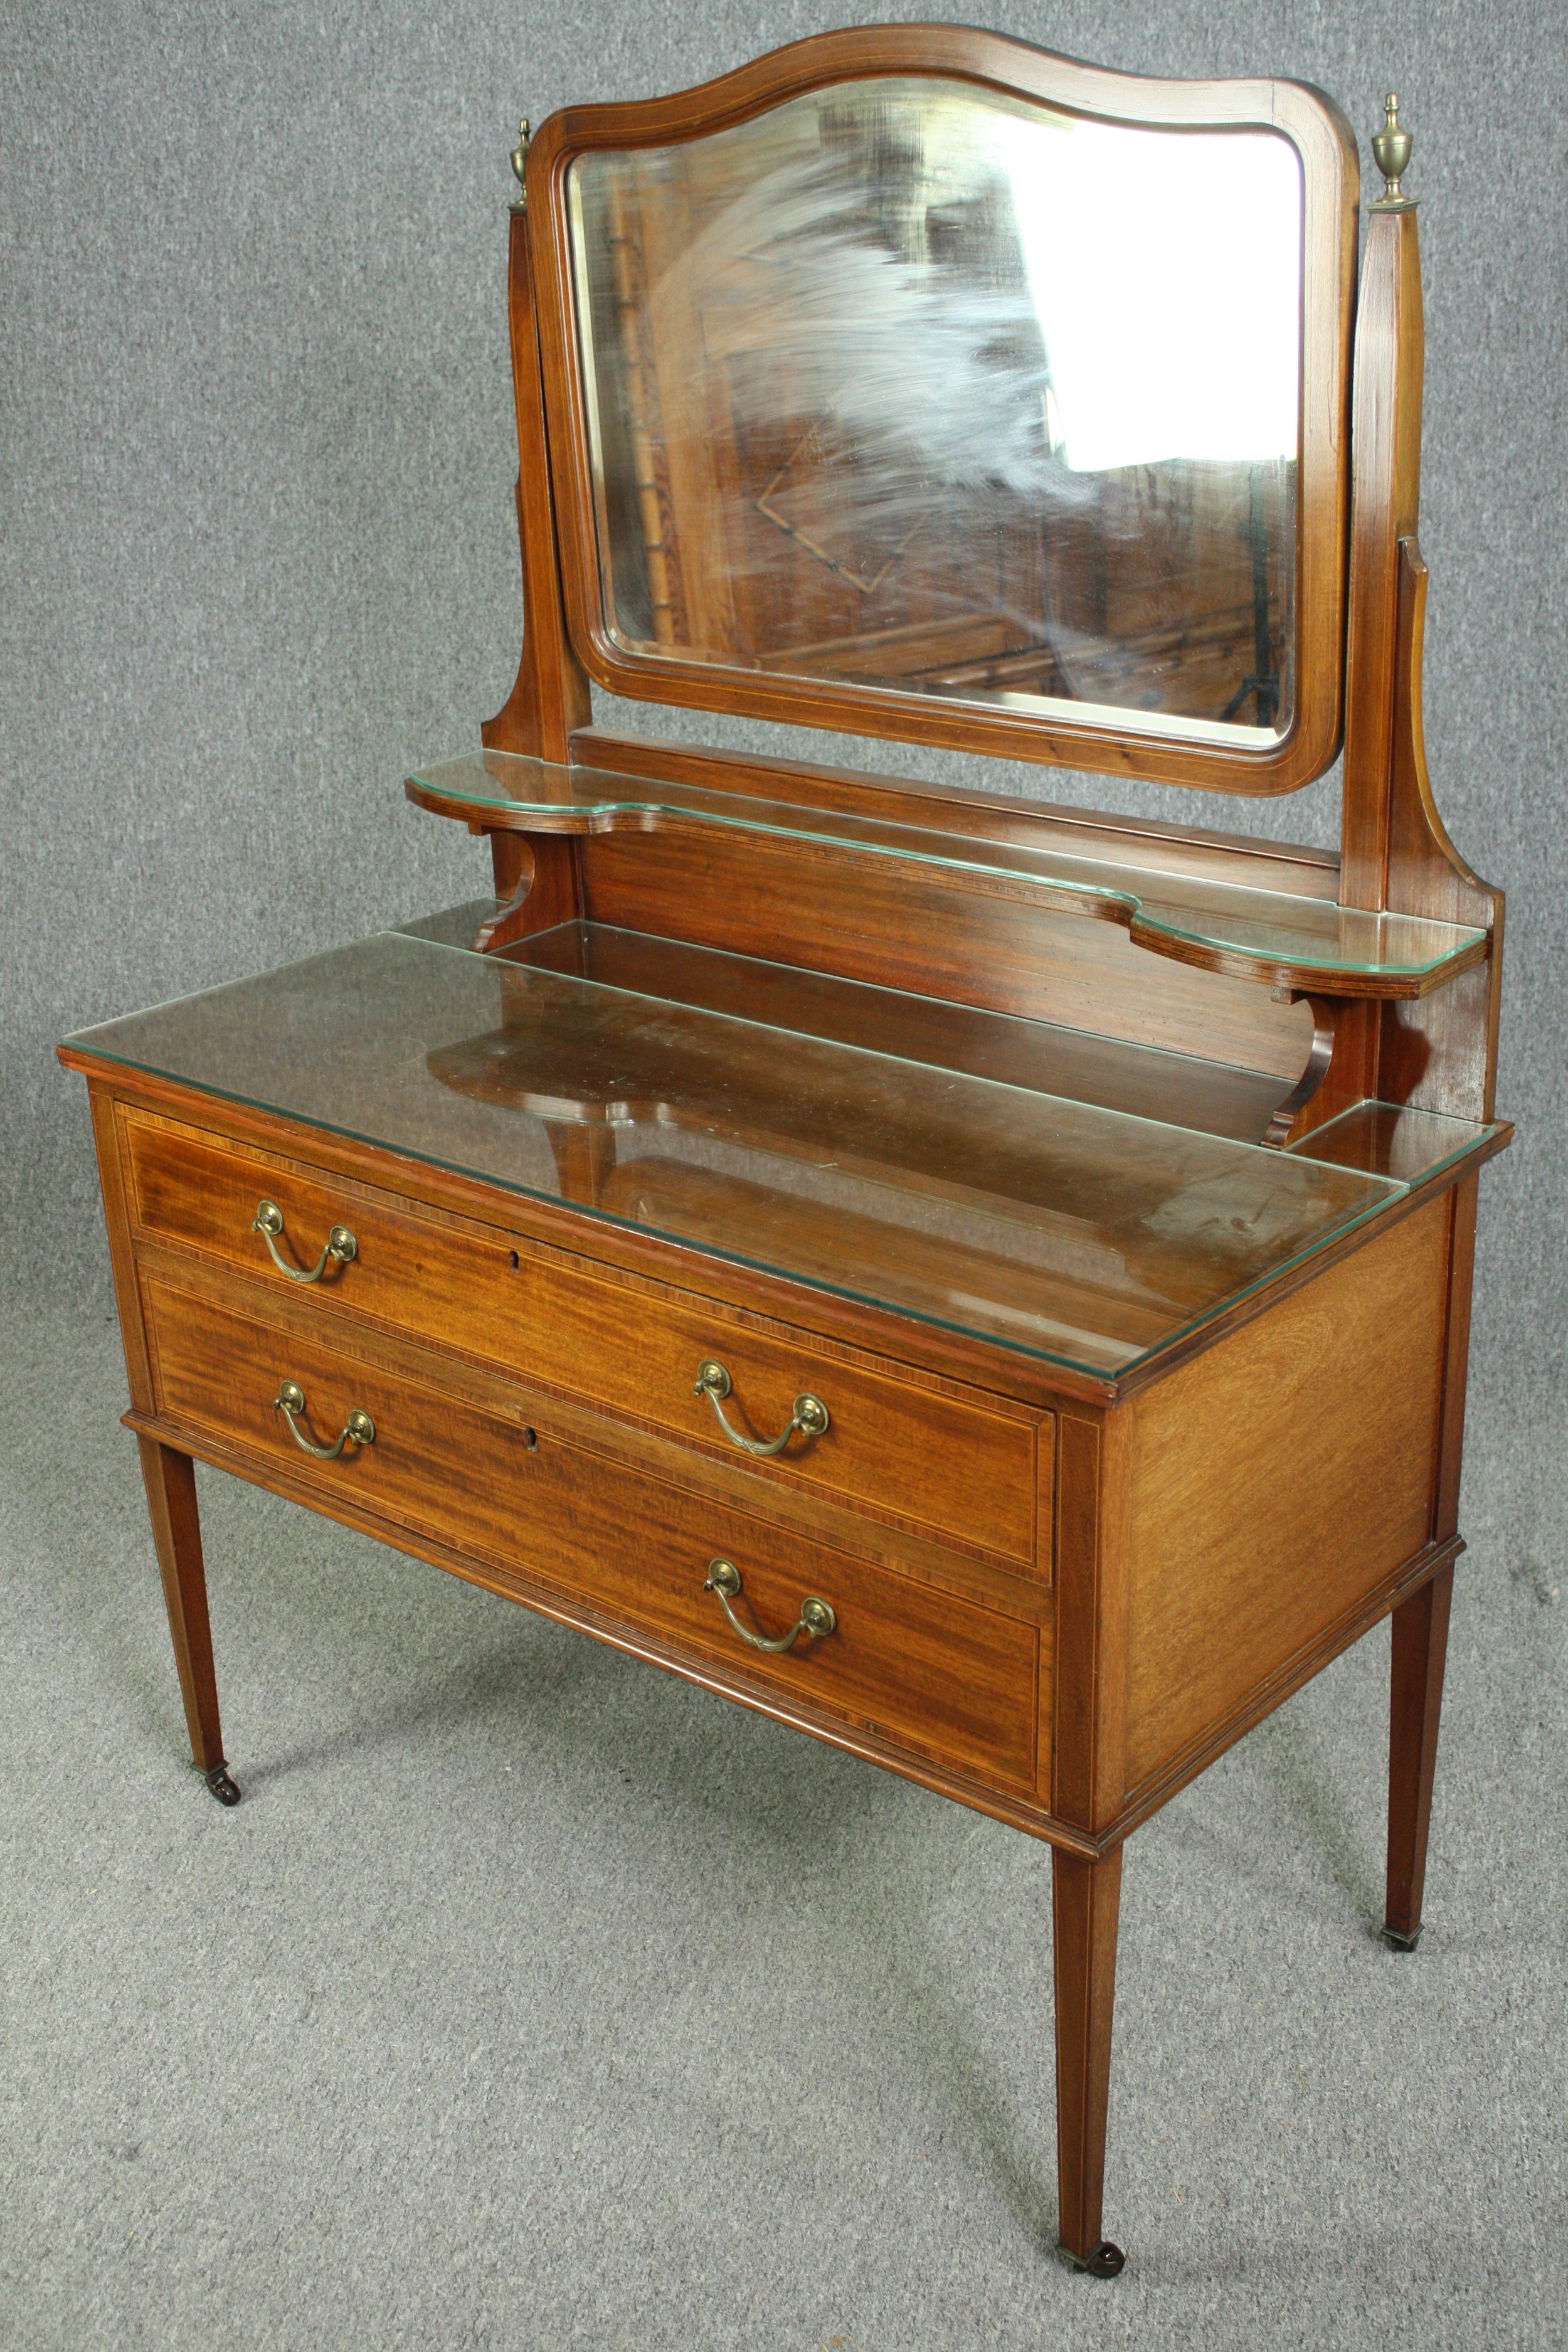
xmin=62 ymin=922 xmax=1502 ymax=1382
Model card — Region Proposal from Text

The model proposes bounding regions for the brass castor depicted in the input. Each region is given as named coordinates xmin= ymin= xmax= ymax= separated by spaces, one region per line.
xmin=203 ymin=1762 xmax=241 ymax=1806
xmin=1064 ymin=2240 xmax=1126 ymax=2279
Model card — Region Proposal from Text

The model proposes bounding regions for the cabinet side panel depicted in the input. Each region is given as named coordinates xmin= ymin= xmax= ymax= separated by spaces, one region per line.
xmin=1123 ymin=1194 xmax=1450 ymax=1792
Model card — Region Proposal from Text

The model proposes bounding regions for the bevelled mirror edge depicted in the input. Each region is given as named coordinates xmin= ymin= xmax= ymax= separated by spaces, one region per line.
xmin=527 ymin=27 xmax=1359 ymax=797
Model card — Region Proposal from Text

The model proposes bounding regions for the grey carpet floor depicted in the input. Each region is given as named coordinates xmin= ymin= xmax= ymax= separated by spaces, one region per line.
xmin=2 ymin=1295 xmax=1563 ymax=2351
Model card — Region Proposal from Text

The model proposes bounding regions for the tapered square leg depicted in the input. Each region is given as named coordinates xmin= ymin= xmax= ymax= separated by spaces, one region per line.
xmin=1052 ymin=1843 xmax=1124 ymax=2274
xmin=1384 ymin=1562 xmax=1453 ymax=1949
xmin=137 ymin=1436 xmax=239 ymax=1803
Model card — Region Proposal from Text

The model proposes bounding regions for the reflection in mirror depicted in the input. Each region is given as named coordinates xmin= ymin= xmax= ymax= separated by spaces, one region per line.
xmin=568 ymin=78 xmax=1303 ymax=743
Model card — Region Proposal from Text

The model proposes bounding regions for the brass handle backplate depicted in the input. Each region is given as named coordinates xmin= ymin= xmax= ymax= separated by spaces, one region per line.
xmin=275 ymin=1379 xmax=375 ymax=1461
xmin=693 ymin=1360 xmax=829 ymax=1458
xmin=253 ymin=1199 xmax=358 ymax=1283
xmin=702 ymin=1559 xmax=835 ymax=1654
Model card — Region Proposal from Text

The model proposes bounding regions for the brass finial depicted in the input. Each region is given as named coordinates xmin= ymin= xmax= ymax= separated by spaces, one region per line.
xmin=509 ymin=117 xmax=531 ymax=209
xmin=1370 ymin=92 xmax=1414 ymax=209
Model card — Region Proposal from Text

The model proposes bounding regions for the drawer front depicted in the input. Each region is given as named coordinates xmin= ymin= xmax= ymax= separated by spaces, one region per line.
xmin=124 ymin=1111 xmax=1041 ymax=1567
xmin=142 ymin=1274 xmax=1039 ymax=1794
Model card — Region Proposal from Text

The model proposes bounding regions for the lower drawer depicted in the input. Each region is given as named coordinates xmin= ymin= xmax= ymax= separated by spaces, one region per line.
xmin=142 ymin=1273 xmax=1041 ymax=1794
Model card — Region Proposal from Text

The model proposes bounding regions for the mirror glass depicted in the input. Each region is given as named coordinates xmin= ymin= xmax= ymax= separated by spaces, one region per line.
xmin=567 ymin=78 xmax=1303 ymax=744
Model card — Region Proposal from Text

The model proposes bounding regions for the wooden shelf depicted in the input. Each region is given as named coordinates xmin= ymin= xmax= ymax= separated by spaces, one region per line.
xmin=406 ymin=750 xmax=1488 ymax=1001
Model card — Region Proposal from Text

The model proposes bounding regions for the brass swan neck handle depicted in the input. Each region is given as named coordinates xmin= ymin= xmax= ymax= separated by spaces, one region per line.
xmin=253 ymin=1200 xmax=357 ymax=1284
xmin=702 ymin=1559 xmax=835 ymax=1654
xmin=275 ymin=1380 xmax=375 ymax=1461
xmin=693 ymin=1360 xmax=829 ymax=1457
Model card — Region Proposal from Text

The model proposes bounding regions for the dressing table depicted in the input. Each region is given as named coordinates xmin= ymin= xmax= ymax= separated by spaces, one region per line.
xmin=60 ymin=29 xmax=1509 ymax=2275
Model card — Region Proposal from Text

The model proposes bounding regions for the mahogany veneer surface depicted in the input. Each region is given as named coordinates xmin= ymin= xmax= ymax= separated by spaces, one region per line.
xmin=1121 ymin=1190 xmax=1451 ymax=1790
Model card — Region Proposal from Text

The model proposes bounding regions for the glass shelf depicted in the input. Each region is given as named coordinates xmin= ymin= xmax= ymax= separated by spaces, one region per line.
xmin=417 ymin=912 xmax=1289 ymax=1143
xmin=1283 ymin=1099 xmax=1500 ymax=1188
xmin=62 ymin=930 xmax=1500 ymax=1382
xmin=406 ymin=750 xmax=1488 ymax=995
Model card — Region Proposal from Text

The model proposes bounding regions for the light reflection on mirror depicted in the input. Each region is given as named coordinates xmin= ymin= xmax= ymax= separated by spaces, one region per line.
xmin=568 ymin=78 xmax=1303 ymax=741
xmin=1000 ymin=120 xmax=1300 ymax=473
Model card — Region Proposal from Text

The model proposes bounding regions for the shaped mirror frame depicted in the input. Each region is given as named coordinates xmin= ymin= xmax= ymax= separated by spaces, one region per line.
xmin=529 ymin=29 xmax=1359 ymax=794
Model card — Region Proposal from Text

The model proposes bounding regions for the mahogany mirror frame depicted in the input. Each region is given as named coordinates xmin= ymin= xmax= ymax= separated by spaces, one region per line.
xmin=526 ymin=24 xmax=1360 ymax=797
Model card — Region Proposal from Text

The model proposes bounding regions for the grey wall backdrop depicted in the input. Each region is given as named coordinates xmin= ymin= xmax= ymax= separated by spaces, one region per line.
xmin=4 ymin=0 xmax=1565 ymax=1429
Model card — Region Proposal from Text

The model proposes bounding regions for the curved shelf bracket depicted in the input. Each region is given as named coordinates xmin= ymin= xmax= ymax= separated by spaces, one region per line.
xmin=1264 ymin=998 xmax=1339 ymax=1147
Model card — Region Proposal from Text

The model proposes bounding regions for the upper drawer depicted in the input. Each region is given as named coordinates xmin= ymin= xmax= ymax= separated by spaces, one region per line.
xmin=121 ymin=1109 xmax=1042 ymax=1567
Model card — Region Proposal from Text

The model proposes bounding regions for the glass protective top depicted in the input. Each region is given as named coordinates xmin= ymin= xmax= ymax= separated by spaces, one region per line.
xmin=568 ymin=77 xmax=1303 ymax=746
xmin=59 ymin=929 xmax=1498 ymax=1381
